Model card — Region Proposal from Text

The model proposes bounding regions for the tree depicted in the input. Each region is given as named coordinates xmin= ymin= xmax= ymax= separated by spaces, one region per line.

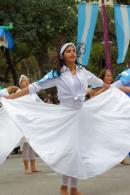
xmin=115 ymin=0 xmax=130 ymax=4
xmin=0 ymin=0 xmax=77 ymax=79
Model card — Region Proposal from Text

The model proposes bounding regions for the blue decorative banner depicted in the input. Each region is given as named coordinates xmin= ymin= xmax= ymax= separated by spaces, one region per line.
xmin=77 ymin=3 xmax=99 ymax=66
xmin=114 ymin=5 xmax=130 ymax=64
xmin=0 ymin=25 xmax=14 ymax=49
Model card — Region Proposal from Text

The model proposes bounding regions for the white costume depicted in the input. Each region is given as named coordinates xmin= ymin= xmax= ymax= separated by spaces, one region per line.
xmin=18 ymin=94 xmax=42 ymax=158
xmin=0 ymin=88 xmax=9 ymax=97
xmin=1 ymin=66 xmax=130 ymax=179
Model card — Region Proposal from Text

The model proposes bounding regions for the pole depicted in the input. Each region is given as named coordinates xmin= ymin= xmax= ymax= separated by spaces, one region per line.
xmin=101 ymin=0 xmax=112 ymax=71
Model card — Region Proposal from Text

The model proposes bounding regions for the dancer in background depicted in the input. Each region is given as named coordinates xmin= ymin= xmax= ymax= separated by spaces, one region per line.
xmin=88 ymin=69 xmax=130 ymax=96
xmin=0 ymin=86 xmax=19 ymax=108
xmin=18 ymin=75 xmax=41 ymax=174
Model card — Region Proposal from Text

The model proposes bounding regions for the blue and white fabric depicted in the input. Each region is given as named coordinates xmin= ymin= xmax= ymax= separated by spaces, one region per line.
xmin=114 ymin=5 xmax=130 ymax=64
xmin=77 ymin=3 xmax=99 ymax=66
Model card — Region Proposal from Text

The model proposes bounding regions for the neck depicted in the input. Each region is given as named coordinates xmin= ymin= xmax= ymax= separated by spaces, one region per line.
xmin=66 ymin=63 xmax=76 ymax=71
xmin=21 ymin=86 xmax=27 ymax=90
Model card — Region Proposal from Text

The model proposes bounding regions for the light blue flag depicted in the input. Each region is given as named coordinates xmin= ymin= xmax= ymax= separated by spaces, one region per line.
xmin=0 ymin=27 xmax=14 ymax=49
xmin=114 ymin=5 xmax=130 ymax=64
xmin=77 ymin=3 xmax=99 ymax=66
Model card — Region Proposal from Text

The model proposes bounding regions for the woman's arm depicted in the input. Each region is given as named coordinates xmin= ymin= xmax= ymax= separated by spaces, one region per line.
xmin=94 ymin=87 xmax=108 ymax=96
xmin=7 ymin=87 xmax=29 ymax=99
xmin=86 ymin=87 xmax=102 ymax=97
xmin=93 ymin=83 xmax=110 ymax=96
xmin=7 ymin=78 xmax=57 ymax=99
xmin=119 ymin=86 xmax=130 ymax=93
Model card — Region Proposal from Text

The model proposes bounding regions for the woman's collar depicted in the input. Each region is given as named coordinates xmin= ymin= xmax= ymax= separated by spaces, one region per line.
xmin=61 ymin=64 xmax=81 ymax=72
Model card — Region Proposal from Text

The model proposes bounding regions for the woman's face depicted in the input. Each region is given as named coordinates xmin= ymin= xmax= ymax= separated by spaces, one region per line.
xmin=63 ymin=45 xmax=76 ymax=65
xmin=20 ymin=78 xmax=30 ymax=89
xmin=103 ymin=70 xmax=113 ymax=84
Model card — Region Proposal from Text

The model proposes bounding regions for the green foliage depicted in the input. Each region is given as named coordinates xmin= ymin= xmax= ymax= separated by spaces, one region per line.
xmin=0 ymin=1 xmax=76 ymax=59
xmin=0 ymin=0 xmax=77 ymax=82
xmin=88 ymin=43 xmax=104 ymax=75
xmin=0 ymin=0 xmax=130 ymax=84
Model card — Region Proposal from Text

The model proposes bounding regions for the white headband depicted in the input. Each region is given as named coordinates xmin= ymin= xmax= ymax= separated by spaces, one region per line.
xmin=60 ymin=43 xmax=76 ymax=59
xmin=19 ymin=75 xmax=29 ymax=85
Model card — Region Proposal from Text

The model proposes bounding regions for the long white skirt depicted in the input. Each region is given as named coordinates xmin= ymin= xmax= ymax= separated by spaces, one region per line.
xmin=1 ymin=87 xmax=130 ymax=179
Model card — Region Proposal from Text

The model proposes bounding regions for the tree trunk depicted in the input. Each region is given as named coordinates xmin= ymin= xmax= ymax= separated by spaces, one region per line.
xmin=2 ymin=47 xmax=18 ymax=85
xmin=36 ymin=46 xmax=49 ymax=76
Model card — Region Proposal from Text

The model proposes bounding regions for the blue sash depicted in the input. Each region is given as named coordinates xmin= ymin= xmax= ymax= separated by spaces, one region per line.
xmin=118 ymin=69 xmax=130 ymax=85
xmin=38 ymin=70 xmax=60 ymax=84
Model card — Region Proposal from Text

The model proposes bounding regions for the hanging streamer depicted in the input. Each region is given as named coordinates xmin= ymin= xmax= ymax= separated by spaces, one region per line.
xmin=0 ymin=24 xmax=14 ymax=49
xmin=114 ymin=5 xmax=130 ymax=64
xmin=77 ymin=3 xmax=99 ymax=66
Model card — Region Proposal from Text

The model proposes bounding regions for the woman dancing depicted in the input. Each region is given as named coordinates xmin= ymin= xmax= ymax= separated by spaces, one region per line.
xmin=1 ymin=43 xmax=130 ymax=195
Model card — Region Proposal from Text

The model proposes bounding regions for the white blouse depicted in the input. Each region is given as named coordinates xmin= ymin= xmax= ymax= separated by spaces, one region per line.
xmin=29 ymin=66 xmax=103 ymax=108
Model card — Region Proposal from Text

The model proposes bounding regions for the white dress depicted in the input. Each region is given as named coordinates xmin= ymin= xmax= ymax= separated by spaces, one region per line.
xmin=1 ymin=66 xmax=130 ymax=179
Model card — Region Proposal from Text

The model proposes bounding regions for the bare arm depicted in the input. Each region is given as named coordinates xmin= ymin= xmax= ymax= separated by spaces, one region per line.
xmin=86 ymin=87 xmax=101 ymax=97
xmin=94 ymin=88 xmax=107 ymax=96
xmin=93 ymin=84 xmax=110 ymax=96
xmin=119 ymin=86 xmax=130 ymax=93
xmin=7 ymin=79 xmax=56 ymax=99
xmin=7 ymin=87 xmax=29 ymax=99
xmin=86 ymin=88 xmax=93 ymax=96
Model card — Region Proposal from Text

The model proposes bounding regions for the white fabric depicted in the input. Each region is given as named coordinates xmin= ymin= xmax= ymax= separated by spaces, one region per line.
xmin=0 ymin=88 xmax=9 ymax=97
xmin=0 ymin=88 xmax=23 ymax=160
xmin=0 ymin=105 xmax=22 ymax=161
xmin=1 ymin=68 xmax=130 ymax=179
xmin=1 ymin=87 xmax=130 ymax=179
xmin=61 ymin=175 xmax=78 ymax=187
xmin=111 ymin=80 xmax=123 ymax=88
xmin=17 ymin=93 xmax=43 ymax=149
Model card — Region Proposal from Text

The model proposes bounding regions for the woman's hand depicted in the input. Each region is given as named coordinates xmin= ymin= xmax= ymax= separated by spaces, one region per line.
xmin=5 ymin=93 xmax=17 ymax=99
